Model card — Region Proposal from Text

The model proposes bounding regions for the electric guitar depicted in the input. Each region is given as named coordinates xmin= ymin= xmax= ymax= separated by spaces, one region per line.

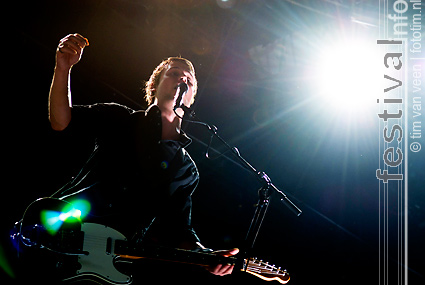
xmin=12 ymin=198 xmax=290 ymax=284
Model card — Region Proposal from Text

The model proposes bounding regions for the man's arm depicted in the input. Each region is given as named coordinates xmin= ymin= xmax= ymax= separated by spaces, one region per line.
xmin=48 ymin=33 xmax=89 ymax=131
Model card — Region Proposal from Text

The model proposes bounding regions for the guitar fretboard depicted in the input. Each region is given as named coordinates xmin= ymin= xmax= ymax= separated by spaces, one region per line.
xmin=114 ymin=240 xmax=237 ymax=267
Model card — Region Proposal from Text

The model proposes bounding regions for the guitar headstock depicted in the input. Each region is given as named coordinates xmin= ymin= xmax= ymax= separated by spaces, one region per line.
xmin=243 ymin=258 xmax=290 ymax=284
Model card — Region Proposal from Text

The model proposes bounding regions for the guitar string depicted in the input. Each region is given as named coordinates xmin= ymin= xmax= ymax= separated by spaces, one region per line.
xmin=249 ymin=263 xmax=284 ymax=271
xmin=247 ymin=266 xmax=285 ymax=273
xmin=247 ymin=267 xmax=287 ymax=277
xmin=246 ymin=263 xmax=287 ymax=274
xmin=247 ymin=266 xmax=285 ymax=274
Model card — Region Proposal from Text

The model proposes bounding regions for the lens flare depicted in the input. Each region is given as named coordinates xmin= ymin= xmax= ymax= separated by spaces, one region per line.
xmin=40 ymin=210 xmax=63 ymax=235
xmin=63 ymin=199 xmax=91 ymax=220
xmin=40 ymin=199 xmax=91 ymax=235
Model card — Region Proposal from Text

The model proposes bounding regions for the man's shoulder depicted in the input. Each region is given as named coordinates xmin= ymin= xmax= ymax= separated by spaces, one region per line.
xmin=71 ymin=103 xmax=140 ymax=123
xmin=76 ymin=102 xmax=136 ymax=113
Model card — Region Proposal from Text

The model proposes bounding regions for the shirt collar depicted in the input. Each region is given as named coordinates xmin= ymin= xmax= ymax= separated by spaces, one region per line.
xmin=145 ymin=105 xmax=192 ymax=148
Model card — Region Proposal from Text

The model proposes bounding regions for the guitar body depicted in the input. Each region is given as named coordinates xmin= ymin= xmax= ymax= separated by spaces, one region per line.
xmin=64 ymin=223 xmax=132 ymax=284
xmin=14 ymin=198 xmax=84 ymax=283
xmin=14 ymin=198 xmax=132 ymax=284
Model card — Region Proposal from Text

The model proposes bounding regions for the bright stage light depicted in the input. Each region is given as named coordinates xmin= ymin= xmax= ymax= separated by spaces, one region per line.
xmin=315 ymin=38 xmax=382 ymax=113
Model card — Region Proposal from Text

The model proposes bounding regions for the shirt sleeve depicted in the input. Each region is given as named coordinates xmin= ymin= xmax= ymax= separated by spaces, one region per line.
xmin=61 ymin=103 xmax=134 ymax=139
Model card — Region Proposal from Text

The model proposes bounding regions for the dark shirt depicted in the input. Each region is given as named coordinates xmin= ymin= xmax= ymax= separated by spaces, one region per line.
xmin=55 ymin=103 xmax=200 ymax=247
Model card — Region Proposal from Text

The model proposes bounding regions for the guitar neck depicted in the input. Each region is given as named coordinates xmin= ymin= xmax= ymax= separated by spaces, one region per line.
xmin=114 ymin=240 xmax=237 ymax=267
xmin=114 ymin=241 xmax=290 ymax=284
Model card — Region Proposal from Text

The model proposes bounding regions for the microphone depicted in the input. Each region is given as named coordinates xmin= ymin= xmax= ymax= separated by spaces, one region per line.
xmin=173 ymin=82 xmax=188 ymax=111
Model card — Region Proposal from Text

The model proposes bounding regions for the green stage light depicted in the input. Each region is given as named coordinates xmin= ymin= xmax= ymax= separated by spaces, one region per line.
xmin=40 ymin=199 xmax=91 ymax=235
xmin=40 ymin=210 xmax=63 ymax=235
xmin=62 ymin=199 xmax=91 ymax=220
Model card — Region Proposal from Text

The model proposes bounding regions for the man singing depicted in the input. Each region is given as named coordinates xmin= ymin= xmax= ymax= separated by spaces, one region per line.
xmin=48 ymin=33 xmax=238 ymax=282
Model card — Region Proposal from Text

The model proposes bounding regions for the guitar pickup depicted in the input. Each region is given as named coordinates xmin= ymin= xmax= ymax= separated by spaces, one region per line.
xmin=106 ymin=237 xmax=112 ymax=255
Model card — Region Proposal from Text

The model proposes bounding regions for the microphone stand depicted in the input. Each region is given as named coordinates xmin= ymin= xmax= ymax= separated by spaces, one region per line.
xmin=177 ymin=106 xmax=302 ymax=260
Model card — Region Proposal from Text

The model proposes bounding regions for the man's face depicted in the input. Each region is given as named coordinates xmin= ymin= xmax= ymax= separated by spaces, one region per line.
xmin=155 ymin=61 xmax=196 ymax=107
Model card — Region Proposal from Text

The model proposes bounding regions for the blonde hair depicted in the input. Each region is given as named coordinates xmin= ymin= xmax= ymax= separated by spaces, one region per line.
xmin=144 ymin=57 xmax=198 ymax=105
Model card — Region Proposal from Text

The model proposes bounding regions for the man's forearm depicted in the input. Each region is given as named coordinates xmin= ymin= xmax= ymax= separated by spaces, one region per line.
xmin=48 ymin=68 xmax=72 ymax=131
xmin=49 ymin=33 xmax=89 ymax=130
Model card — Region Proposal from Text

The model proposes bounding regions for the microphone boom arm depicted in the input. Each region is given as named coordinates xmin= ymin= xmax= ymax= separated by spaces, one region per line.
xmin=179 ymin=105 xmax=302 ymax=255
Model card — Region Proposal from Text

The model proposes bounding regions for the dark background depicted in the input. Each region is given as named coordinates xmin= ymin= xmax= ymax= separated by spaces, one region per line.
xmin=3 ymin=1 xmax=424 ymax=284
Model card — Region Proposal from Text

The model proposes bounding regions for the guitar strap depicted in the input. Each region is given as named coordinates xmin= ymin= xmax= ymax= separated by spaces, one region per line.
xmin=49 ymin=143 xmax=100 ymax=199
xmin=130 ymin=216 xmax=156 ymax=246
